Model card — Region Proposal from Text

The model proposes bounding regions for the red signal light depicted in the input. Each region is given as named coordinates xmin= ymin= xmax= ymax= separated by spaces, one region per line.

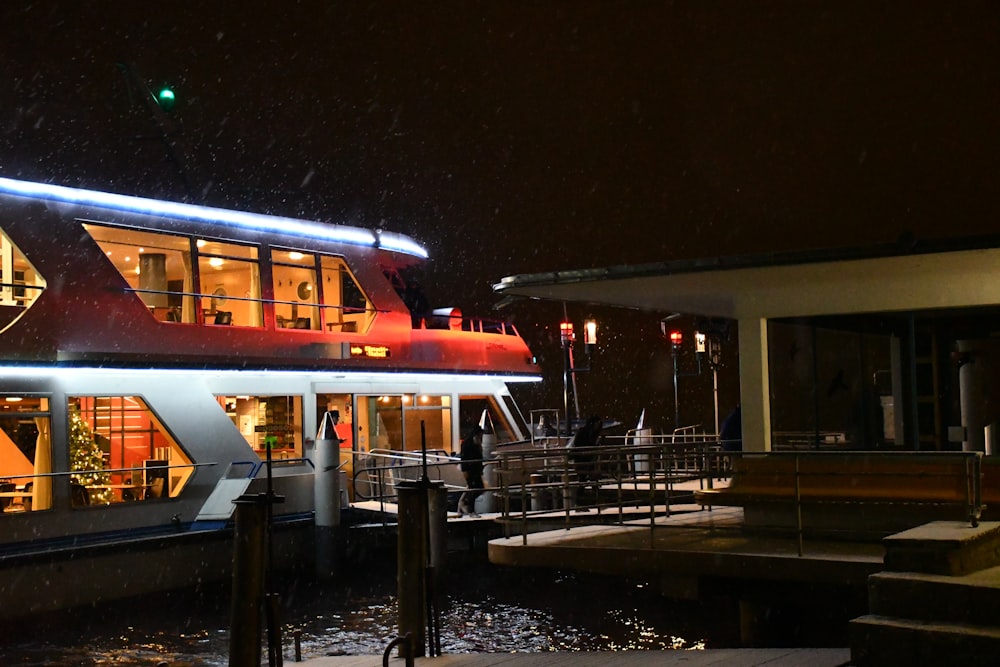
xmin=559 ymin=321 xmax=574 ymax=344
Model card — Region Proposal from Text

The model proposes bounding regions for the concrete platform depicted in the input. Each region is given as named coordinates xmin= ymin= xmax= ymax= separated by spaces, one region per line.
xmin=299 ymin=648 xmax=853 ymax=666
xmin=488 ymin=506 xmax=885 ymax=590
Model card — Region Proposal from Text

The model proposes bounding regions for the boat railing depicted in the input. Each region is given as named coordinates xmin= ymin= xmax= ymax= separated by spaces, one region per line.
xmin=352 ymin=449 xmax=467 ymax=508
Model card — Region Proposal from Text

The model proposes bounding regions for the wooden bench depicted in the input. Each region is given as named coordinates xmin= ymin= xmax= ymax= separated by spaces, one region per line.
xmin=694 ymin=452 xmax=985 ymax=538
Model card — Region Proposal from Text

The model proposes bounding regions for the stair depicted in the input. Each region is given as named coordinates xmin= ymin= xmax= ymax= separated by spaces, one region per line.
xmin=849 ymin=521 xmax=1000 ymax=666
xmin=851 ymin=615 xmax=1000 ymax=667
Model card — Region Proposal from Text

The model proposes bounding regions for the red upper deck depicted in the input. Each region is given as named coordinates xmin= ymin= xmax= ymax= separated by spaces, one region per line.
xmin=0 ymin=178 xmax=538 ymax=376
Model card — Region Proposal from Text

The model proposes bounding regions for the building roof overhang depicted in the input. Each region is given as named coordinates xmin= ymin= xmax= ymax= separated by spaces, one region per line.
xmin=494 ymin=235 xmax=1000 ymax=321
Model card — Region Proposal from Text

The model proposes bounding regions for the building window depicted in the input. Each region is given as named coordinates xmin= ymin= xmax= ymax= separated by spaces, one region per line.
xmin=0 ymin=395 xmax=51 ymax=514
xmin=69 ymin=396 xmax=192 ymax=506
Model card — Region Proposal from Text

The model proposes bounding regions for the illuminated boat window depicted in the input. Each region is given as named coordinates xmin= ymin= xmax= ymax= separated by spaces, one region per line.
xmin=320 ymin=255 xmax=373 ymax=334
xmin=83 ymin=224 xmax=195 ymax=323
xmin=272 ymin=248 xmax=319 ymax=331
xmin=0 ymin=228 xmax=46 ymax=324
xmin=196 ymin=240 xmax=261 ymax=327
xmin=357 ymin=394 xmax=451 ymax=453
xmin=0 ymin=395 xmax=51 ymax=514
xmin=217 ymin=394 xmax=303 ymax=459
xmin=68 ymin=396 xmax=193 ymax=506
xmin=460 ymin=396 xmax=517 ymax=443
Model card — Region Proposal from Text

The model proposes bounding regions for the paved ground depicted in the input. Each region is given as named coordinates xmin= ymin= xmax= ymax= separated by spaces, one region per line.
xmin=298 ymin=648 xmax=853 ymax=666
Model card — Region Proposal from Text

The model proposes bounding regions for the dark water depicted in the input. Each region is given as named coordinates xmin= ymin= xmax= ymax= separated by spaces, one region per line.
xmin=0 ymin=559 xmax=728 ymax=666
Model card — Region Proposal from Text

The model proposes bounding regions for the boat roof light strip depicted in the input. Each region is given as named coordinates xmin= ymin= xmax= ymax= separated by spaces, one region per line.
xmin=0 ymin=365 xmax=541 ymax=383
xmin=0 ymin=177 xmax=428 ymax=259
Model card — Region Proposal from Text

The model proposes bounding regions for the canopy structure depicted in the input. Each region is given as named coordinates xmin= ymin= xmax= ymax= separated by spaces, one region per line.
xmin=495 ymin=235 xmax=1000 ymax=453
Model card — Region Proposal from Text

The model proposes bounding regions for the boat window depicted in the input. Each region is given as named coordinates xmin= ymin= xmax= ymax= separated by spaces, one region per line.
xmin=217 ymin=395 xmax=303 ymax=460
xmin=0 ymin=396 xmax=51 ymax=514
xmin=459 ymin=396 xmax=516 ymax=444
xmin=315 ymin=393 xmax=354 ymax=491
xmin=82 ymin=224 xmax=196 ymax=323
xmin=197 ymin=239 xmax=262 ymax=328
xmin=68 ymin=396 xmax=193 ymax=506
xmin=356 ymin=394 xmax=451 ymax=453
xmin=0 ymin=228 xmax=46 ymax=319
xmin=320 ymin=255 xmax=373 ymax=333
xmin=271 ymin=249 xmax=319 ymax=331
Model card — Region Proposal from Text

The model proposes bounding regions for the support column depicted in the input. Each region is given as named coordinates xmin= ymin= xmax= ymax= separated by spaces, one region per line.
xmin=738 ymin=317 xmax=772 ymax=453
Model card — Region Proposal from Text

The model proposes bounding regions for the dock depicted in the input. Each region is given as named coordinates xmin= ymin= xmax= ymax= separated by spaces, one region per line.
xmin=488 ymin=505 xmax=885 ymax=589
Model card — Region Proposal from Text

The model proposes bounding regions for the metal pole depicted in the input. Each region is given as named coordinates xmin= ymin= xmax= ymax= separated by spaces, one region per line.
xmin=673 ymin=350 xmax=680 ymax=428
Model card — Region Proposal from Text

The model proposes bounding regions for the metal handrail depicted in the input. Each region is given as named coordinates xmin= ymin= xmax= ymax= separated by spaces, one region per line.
xmin=5 ymin=461 xmax=216 ymax=480
xmin=493 ymin=437 xmax=724 ymax=543
xmin=492 ymin=443 xmax=986 ymax=552
xmin=351 ymin=452 xmax=469 ymax=504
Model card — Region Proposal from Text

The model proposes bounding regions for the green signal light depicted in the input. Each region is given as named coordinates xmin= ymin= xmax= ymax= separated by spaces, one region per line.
xmin=156 ymin=87 xmax=176 ymax=111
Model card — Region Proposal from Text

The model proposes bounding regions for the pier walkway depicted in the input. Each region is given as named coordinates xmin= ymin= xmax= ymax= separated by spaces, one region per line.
xmin=488 ymin=504 xmax=885 ymax=589
xmin=300 ymin=647 xmax=853 ymax=666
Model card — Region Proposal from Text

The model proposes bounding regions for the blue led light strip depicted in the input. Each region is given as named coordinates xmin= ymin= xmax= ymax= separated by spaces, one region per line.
xmin=0 ymin=177 xmax=428 ymax=259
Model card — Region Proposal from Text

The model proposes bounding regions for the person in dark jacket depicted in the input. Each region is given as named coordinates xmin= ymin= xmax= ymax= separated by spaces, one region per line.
xmin=720 ymin=404 xmax=742 ymax=452
xmin=569 ymin=415 xmax=603 ymax=506
xmin=458 ymin=425 xmax=485 ymax=516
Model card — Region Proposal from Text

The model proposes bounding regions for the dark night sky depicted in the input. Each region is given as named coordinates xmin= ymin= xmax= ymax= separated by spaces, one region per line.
xmin=2 ymin=2 xmax=1000 ymax=430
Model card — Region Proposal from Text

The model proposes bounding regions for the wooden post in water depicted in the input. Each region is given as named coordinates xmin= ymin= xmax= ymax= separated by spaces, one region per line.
xmin=229 ymin=495 xmax=267 ymax=667
xmin=396 ymin=481 xmax=427 ymax=658
xmin=396 ymin=422 xmax=447 ymax=658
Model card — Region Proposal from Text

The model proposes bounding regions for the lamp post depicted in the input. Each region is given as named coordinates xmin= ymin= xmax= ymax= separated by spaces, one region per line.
xmin=561 ymin=317 xmax=598 ymax=432
xmin=662 ymin=316 xmax=726 ymax=435
xmin=665 ymin=326 xmax=683 ymax=427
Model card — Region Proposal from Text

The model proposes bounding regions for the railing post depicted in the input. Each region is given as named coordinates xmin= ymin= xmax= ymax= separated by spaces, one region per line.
xmin=519 ymin=451 xmax=528 ymax=544
xmin=794 ymin=454 xmax=803 ymax=557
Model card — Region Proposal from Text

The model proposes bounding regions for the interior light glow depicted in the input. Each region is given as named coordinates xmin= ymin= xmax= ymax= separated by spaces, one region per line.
xmin=288 ymin=251 xmax=304 ymax=260
xmin=5 ymin=396 xmax=22 ymax=402
xmin=0 ymin=177 xmax=429 ymax=259
xmin=583 ymin=319 xmax=598 ymax=346
xmin=208 ymin=257 xmax=224 ymax=267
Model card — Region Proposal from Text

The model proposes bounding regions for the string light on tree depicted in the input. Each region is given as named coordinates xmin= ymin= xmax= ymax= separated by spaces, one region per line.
xmin=68 ymin=409 xmax=113 ymax=504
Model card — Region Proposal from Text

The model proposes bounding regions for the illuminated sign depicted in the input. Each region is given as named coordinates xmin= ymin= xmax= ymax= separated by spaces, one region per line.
xmin=350 ymin=344 xmax=391 ymax=359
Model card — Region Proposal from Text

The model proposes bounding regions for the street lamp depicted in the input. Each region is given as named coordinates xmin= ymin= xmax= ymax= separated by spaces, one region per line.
xmin=561 ymin=317 xmax=598 ymax=433
xmin=662 ymin=320 xmax=684 ymax=427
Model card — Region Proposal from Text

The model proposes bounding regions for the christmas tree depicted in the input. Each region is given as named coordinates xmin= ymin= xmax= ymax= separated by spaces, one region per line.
xmin=69 ymin=409 xmax=113 ymax=504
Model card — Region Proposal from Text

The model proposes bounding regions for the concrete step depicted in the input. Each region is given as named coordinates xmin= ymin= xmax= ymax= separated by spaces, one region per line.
xmin=867 ymin=566 xmax=1000 ymax=626
xmin=850 ymin=614 xmax=1000 ymax=667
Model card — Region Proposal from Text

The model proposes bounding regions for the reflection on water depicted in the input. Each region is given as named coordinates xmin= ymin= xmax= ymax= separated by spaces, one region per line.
xmin=0 ymin=559 xmax=718 ymax=666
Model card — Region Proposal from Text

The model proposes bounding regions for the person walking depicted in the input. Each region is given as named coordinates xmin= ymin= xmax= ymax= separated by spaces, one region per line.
xmin=568 ymin=415 xmax=603 ymax=507
xmin=458 ymin=425 xmax=485 ymax=517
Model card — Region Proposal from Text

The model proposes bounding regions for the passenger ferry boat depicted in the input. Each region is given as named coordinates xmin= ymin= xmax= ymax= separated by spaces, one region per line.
xmin=0 ymin=177 xmax=539 ymax=617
